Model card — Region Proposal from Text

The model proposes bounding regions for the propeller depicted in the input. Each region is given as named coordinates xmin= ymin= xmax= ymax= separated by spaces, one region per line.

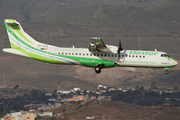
xmin=117 ymin=38 xmax=123 ymax=61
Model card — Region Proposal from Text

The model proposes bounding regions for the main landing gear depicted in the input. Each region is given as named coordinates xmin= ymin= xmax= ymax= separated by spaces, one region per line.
xmin=95 ymin=65 xmax=103 ymax=74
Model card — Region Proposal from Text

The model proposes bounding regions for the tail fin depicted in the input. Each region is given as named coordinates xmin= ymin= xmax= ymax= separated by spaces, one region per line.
xmin=4 ymin=19 xmax=40 ymax=49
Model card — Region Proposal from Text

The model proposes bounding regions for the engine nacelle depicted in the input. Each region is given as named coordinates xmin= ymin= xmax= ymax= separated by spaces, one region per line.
xmin=78 ymin=59 xmax=116 ymax=68
xmin=88 ymin=43 xmax=96 ymax=51
xmin=106 ymin=45 xmax=118 ymax=53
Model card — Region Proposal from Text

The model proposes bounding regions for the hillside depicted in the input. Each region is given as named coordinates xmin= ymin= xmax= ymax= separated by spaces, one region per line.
xmin=0 ymin=0 xmax=177 ymax=35
xmin=0 ymin=0 xmax=167 ymax=25
xmin=148 ymin=0 xmax=180 ymax=22
xmin=0 ymin=0 xmax=84 ymax=25
xmin=0 ymin=55 xmax=97 ymax=91
xmin=51 ymin=100 xmax=180 ymax=120
xmin=0 ymin=54 xmax=179 ymax=91
xmin=0 ymin=0 xmax=180 ymax=91
xmin=59 ymin=4 xmax=180 ymax=35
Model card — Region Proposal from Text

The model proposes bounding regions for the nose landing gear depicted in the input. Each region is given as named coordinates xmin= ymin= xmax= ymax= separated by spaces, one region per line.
xmin=165 ymin=70 xmax=169 ymax=74
xmin=164 ymin=67 xmax=169 ymax=74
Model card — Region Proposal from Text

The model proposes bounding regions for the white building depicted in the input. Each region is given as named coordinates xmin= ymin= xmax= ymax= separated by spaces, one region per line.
xmin=38 ymin=112 xmax=53 ymax=117
xmin=45 ymin=93 xmax=52 ymax=96
xmin=98 ymin=85 xmax=107 ymax=90
xmin=12 ymin=112 xmax=22 ymax=120
xmin=74 ymin=88 xmax=81 ymax=91
xmin=57 ymin=90 xmax=71 ymax=94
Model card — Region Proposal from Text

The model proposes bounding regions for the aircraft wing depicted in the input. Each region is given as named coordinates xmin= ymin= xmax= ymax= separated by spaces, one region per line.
xmin=88 ymin=38 xmax=113 ymax=53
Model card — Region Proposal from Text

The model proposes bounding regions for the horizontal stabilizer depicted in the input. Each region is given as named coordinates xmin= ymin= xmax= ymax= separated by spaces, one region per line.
xmin=3 ymin=48 xmax=30 ymax=58
xmin=6 ymin=19 xmax=19 ymax=25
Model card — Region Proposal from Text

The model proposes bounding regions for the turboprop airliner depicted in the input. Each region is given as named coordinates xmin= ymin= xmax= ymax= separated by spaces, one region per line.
xmin=2 ymin=19 xmax=178 ymax=74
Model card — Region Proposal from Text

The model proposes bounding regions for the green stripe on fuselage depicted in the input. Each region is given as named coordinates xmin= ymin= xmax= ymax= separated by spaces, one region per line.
xmin=5 ymin=21 xmax=117 ymax=68
xmin=10 ymin=42 xmax=66 ymax=64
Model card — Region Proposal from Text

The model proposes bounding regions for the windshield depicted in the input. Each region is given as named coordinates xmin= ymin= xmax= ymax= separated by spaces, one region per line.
xmin=161 ymin=54 xmax=170 ymax=57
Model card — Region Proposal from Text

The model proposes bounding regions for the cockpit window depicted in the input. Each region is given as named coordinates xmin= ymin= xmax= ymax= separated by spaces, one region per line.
xmin=161 ymin=54 xmax=170 ymax=57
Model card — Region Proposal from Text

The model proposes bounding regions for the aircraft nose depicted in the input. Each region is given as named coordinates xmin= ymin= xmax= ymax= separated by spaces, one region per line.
xmin=174 ymin=60 xmax=178 ymax=66
xmin=173 ymin=60 xmax=178 ymax=66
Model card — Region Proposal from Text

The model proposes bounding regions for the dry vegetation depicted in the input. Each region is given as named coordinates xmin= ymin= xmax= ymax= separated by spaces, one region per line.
xmin=51 ymin=100 xmax=180 ymax=120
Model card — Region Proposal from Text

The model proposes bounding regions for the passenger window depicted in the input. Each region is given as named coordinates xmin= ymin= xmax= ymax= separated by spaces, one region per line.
xmin=76 ymin=53 xmax=78 ymax=55
xmin=143 ymin=56 xmax=145 ymax=58
xmin=62 ymin=53 xmax=64 ymax=55
xmin=94 ymin=54 xmax=96 ymax=56
xmin=164 ymin=54 xmax=167 ymax=57
xmin=136 ymin=56 xmax=138 ymax=58
xmin=83 ymin=54 xmax=85 ymax=56
xmin=112 ymin=55 xmax=114 ymax=57
xmin=115 ymin=55 xmax=117 ymax=57
xmin=97 ymin=54 xmax=99 ymax=56
xmin=87 ymin=54 xmax=89 ymax=56
xmin=72 ymin=53 xmax=74 ymax=55
xmin=104 ymin=54 xmax=107 ymax=57
xmin=108 ymin=54 xmax=110 ymax=57
xmin=69 ymin=53 xmax=71 ymax=55
xmin=129 ymin=55 xmax=131 ymax=57
xmin=161 ymin=54 xmax=163 ymax=57
xmin=126 ymin=55 xmax=127 ymax=57
xmin=65 ymin=53 xmax=67 ymax=55
xmin=90 ymin=54 xmax=92 ymax=56
xmin=132 ymin=55 xmax=134 ymax=58
xmin=59 ymin=52 xmax=61 ymax=54
xmin=139 ymin=56 xmax=141 ymax=58
xmin=101 ymin=54 xmax=103 ymax=57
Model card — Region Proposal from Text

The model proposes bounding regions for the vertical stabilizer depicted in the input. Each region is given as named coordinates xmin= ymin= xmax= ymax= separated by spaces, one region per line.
xmin=4 ymin=19 xmax=40 ymax=49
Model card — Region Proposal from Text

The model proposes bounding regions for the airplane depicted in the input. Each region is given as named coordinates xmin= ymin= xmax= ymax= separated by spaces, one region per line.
xmin=2 ymin=19 xmax=178 ymax=74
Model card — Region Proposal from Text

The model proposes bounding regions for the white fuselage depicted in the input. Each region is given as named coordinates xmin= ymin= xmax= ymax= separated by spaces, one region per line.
xmin=3 ymin=19 xmax=178 ymax=74
xmin=43 ymin=46 xmax=177 ymax=68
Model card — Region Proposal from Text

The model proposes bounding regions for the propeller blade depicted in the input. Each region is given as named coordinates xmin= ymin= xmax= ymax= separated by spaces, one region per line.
xmin=117 ymin=38 xmax=123 ymax=61
xmin=118 ymin=38 xmax=123 ymax=51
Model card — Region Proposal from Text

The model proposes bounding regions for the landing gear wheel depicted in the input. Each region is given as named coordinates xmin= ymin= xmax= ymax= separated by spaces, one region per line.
xmin=95 ymin=65 xmax=102 ymax=74
xmin=165 ymin=70 xmax=169 ymax=74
